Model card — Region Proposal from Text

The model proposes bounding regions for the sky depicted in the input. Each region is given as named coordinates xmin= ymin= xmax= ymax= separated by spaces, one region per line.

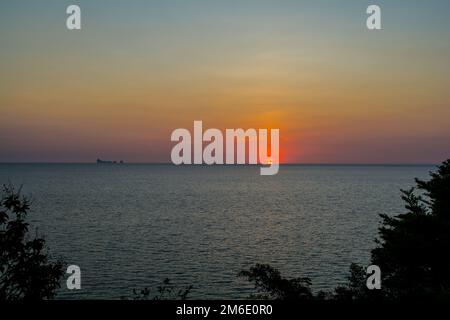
xmin=1 ymin=0 xmax=450 ymax=163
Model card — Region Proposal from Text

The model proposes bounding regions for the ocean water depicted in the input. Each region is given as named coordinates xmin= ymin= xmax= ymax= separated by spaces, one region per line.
xmin=0 ymin=164 xmax=434 ymax=299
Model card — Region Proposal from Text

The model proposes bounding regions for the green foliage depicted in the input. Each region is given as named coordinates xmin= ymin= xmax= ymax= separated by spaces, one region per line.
xmin=0 ymin=185 xmax=64 ymax=301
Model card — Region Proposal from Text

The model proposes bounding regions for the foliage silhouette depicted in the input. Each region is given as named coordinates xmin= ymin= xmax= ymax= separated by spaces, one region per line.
xmin=0 ymin=185 xmax=64 ymax=301
xmin=239 ymin=264 xmax=313 ymax=300
xmin=370 ymin=159 xmax=450 ymax=299
xmin=332 ymin=263 xmax=381 ymax=300
xmin=131 ymin=278 xmax=193 ymax=300
xmin=241 ymin=159 xmax=450 ymax=300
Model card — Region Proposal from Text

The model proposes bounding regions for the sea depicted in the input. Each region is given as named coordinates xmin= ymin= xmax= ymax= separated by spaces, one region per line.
xmin=0 ymin=163 xmax=435 ymax=299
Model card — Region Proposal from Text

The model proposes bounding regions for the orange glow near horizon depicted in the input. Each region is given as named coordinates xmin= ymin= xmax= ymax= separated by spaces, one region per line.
xmin=1 ymin=2 xmax=450 ymax=164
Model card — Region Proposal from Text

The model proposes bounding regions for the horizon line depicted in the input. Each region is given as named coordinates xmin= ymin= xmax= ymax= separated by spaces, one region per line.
xmin=0 ymin=162 xmax=439 ymax=166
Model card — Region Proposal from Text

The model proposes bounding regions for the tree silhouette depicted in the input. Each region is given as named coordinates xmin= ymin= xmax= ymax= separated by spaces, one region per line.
xmin=370 ymin=159 xmax=450 ymax=299
xmin=239 ymin=264 xmax=314 ymax=300
xmin=130 ymin=278 xmax=193 ymax=300
xmin=241 ymin=159 xmax=450 ymax=300
xmin=0 ymin=185 xmax=64 ymax=301
xmin=332 ymin=263 xmax=382 ymax=300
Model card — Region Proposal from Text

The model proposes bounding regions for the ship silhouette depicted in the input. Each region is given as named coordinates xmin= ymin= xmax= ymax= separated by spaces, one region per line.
xmin=96 ymin=158 xmax=124 ymax=164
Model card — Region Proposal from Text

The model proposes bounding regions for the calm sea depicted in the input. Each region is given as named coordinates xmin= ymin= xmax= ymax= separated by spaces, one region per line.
xmin=0 ymin=164 xmax=434 ymax=299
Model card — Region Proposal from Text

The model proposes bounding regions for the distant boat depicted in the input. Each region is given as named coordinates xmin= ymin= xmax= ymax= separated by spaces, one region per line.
xmin=96 ymin=158 xmax=124 ymax=164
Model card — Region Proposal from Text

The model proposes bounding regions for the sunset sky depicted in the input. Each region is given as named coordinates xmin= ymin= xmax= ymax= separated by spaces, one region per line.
xmin=1 ymin=0 xmax=450 ymax=163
